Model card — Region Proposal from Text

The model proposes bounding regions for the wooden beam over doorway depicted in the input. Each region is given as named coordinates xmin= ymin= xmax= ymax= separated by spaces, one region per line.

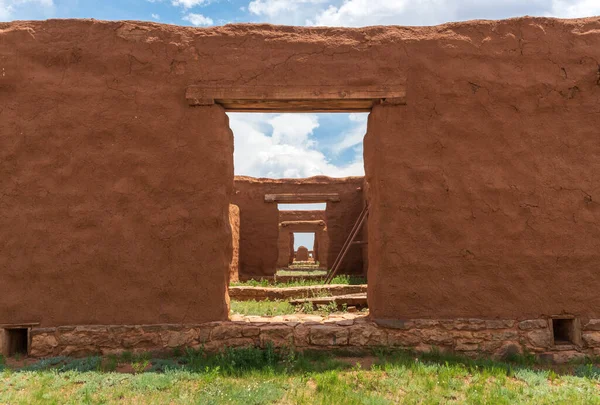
xmin=265 ymin=193 xmax=340 ymax=203
xmin=186 ymin=84 xmax=406 ymax=112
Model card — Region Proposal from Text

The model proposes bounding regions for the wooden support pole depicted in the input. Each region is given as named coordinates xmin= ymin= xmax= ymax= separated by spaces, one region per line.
xmin=325 ymin=205 xmax=369 ymax=284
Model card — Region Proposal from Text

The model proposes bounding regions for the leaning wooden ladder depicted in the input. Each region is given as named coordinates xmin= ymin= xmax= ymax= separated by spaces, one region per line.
xmin=324 ymin=204 xmax=369 ymax=284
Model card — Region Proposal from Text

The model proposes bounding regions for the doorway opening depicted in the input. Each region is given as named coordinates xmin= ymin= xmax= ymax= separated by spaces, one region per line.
xmin=204 ymin=83 xmax=390 ymax=315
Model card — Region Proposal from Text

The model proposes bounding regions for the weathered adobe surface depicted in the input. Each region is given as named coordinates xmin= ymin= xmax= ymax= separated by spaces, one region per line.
xmin=233 ymin=176 xmax=364 ymax=276
xmin=363 ymin=17 xmax=600 ymax=320
xmin=229 ymin=204 xmax=241 ymax=283
xmin=279 ymin=211 xmax=326 ymax=223
xmin=1 ymin=17 xmax=600 ymax=327
xmin=26 ymin=315 xmax=600 ymax=363
xmin=229 ymin=284 xmax=367 ymax=301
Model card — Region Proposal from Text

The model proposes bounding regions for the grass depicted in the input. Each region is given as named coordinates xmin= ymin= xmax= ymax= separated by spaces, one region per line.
xmin=230 ymin=300 xmax=296 ymax=316
xmin=2 ymin=347 xmax=600 ymax=404
xmin=230 ymin=299 xmax=364 ymax=316
xmin=231 ymin=275 xmax=366 ymax=288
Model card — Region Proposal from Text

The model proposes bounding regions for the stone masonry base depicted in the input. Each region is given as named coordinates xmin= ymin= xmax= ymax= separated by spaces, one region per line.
xmin=23 ymin=315 xmax=600 ymax=363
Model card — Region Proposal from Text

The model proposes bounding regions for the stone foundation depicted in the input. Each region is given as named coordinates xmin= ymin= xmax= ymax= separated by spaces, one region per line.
xmin=25 ymin=315 xmax=600 ymax=363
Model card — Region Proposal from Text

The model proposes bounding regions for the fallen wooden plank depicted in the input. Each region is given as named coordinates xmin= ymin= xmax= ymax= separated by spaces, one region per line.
xmin=229 ymin=285 xmax=367 ymax=301
xmin=265 ymin=193 xmax=340 ymax=203
xmin=289 ymin=293 xmax=368 ymax=307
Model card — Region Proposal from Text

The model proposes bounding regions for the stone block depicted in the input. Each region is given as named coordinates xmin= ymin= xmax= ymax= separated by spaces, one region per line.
xmin=546 ymin=350 xmax=586 ymax=364
xmin=260 ymin=325 xmax=293 ymax=347
xmin=373 ymin=319 xmax=412 ymax=330
xmin=388 ymin=330 xmax=421 ymax=347
xmin=583 ymin=320 xmax=600 ymax=331
xmin=455 ymin=339 xmax=480 ymax=352
xmin=310 ymin=325 xmax=349 ymax=346
xmin=294 ymin=325 xmax=310 ymax=347
xmin=122 ymin=332 xmax=161 ymax=349
xmin=582 ymin=332 xmax=600 ymax=347
xmin=480 ymin=340 xmax=503 ymax=353
xmin=493 ymin=342 xmax=522 ymax=360
xmin=160 ymin=329 xmax=196 ymax=348
xmin=518 ymin=319 xmax=548 ymax=330
xmin=211 ymin=324 xmax=243 ymax=341
xmin=473 ymin=330 xmax=519 ymax=341
xmin=485 ymin=320 xmax=515 ymax=329
xmin=418 ymin=329 xmax=454 ymax=345
xmin=348 ymin=324 xmax=387 ymax=346
xmin=30 ymin=334 xmax=59 ymax=358
xmin=242 ymin=326 xmax=261 ymax=338
xmin=413 ymin=320 xmax=440 ymax=328
xmin=204 ymin=338 xmax=257 ymax=352
xmin=527 ymin=329 xmax=553 ymax=349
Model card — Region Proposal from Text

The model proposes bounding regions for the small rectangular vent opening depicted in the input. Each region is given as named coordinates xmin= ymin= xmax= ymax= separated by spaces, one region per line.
xmin=5 ymin=328 xmax=29 ymax=357
xmin=552 ymin=318 xmax=575 ymax=345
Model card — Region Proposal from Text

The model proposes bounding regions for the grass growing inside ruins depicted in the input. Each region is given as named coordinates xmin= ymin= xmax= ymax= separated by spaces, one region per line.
xmin=230 ymin=300 xmax=296 ymax=316
xmin=2 ymin=348 xmax=600 ymax=404
xmin=231 ymin=275 xmax=366 ymax=288
xmin=230 ymin=300 xmax=363 ymax=316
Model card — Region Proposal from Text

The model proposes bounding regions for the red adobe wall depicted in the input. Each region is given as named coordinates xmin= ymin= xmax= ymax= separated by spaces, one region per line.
xmin=232 ymin=176 xmax=365 ymax=276
xmin=364 ymin=19 xmax=600 ymax=320
xmin=2 ymin=17 xmax=600 ymax=328
xmin=277 ymin=211 xmax=327 ymax=268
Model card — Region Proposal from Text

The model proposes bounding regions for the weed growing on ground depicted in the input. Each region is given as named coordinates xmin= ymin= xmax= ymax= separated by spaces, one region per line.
xmin=575 ymin=363 xmax=600 ymax=380
xmin=132 ymin=360 xmax=150 ymax=374
xmin=230 ymin=299 xmax=358 ymax=316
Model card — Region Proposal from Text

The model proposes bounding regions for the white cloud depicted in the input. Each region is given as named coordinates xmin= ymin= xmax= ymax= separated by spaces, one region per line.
xmin=0 ymin=0 xmax=53 ymax=20
xmin=248 ymin=0 xmax=328 ymax=24
xmin=182 ymin=12 xmax=213 ymax=25
xmin=229 ymin=113 xmax=364 ymax=178
xmin=550 ymin=0 xmax=600 ymax=18
xmin=172 ymin=0 xmax=210 ymax=9
xmin=151 ymin=13 xmax=160 ymax=20
xmin=245 ymin=0 xmax=599 ymax=27
xmin=331 ymin=113 xmax=367 ymax=154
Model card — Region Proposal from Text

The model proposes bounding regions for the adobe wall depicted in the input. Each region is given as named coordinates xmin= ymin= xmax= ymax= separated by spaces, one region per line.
xmin=279 ymin=211 xmax=326 ymax=223
xmin=1 ymin=20 xmax=236 ymax=327
xmin=2 ymin=17 xmax=600 ymax=329
xmin=232 ymin=176 xmax=364 ymax=276
xmin=229 ymin=204 xmax=240 ymax=283
xmin=364 ymin=19 xmax=600 ymax=320
xmin=277 ymin=211 xmax=327 ymax=268
xmin=278 ymin=220 xmax=329 ymax=267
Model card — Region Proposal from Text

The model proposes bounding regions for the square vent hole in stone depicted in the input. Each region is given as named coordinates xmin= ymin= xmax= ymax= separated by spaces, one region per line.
xmin=552 ymin=318 xmax=576 ymax=345
xmin=5 ymin=328 xmax=29 ymax=357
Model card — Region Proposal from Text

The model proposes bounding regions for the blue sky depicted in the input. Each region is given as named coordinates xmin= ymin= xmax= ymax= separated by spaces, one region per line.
xmin=2 ymin=0 xmax=599 ymax=180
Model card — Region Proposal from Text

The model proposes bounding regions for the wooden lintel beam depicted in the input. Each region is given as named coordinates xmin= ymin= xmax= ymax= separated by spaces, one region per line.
xmin=280 ymin=220 xmax=326 ymax=228
xmin=265 ymin=193 xmax=340 ymax=203
xmin=186 ymin=85 xmax=406 ymax=112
